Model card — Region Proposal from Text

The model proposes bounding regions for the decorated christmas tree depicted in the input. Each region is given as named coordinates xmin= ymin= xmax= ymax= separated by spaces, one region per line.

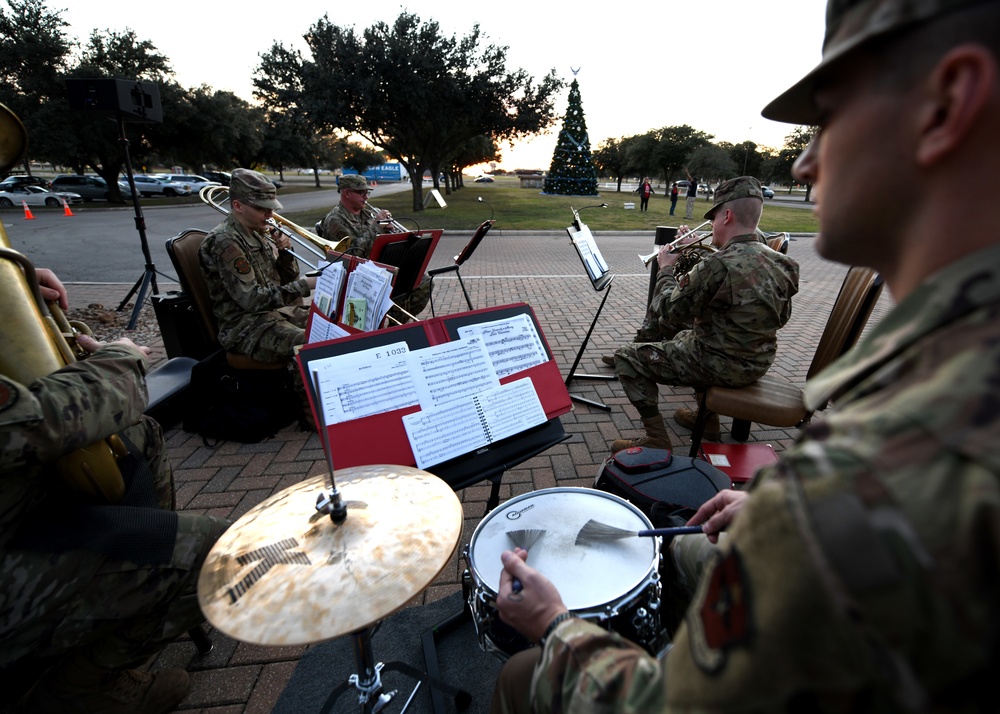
xmin=543 ymin=78 xmax=599 ymax=196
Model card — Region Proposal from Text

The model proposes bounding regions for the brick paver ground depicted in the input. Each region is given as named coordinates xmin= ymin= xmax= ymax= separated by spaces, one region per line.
xmin=60 ymin=228 xmax=892 ymax=713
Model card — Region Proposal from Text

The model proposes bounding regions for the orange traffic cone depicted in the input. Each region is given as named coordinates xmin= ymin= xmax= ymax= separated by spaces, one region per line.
xmin=22 ymin=201 xmax=35 ymax=220
xmin=62 ymin=198 xmax=74 ymax=217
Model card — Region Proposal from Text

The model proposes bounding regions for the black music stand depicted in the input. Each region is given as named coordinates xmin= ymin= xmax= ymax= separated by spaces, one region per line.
xmin=427 ymin=219 xmax=493 ymax=316
xmin=427 ymin=196 xmax=495 ymax=316
xmin=564 ymin=205 xmax=615 ymax=411
xmin=370 ymin=229 xmax=441 ymax=302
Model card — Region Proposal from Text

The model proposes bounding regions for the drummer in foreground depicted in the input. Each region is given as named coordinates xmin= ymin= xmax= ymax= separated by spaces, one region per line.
xmin=491 ymin=0 xmax=1000 ymax=710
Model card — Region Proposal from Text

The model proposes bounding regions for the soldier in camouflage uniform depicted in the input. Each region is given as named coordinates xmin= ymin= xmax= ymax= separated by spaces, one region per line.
xmin=0 ymin=269 xmax=229 ymax=713
xmin=199 ymin=168 xmax=316 ymax=363
xmin=490 ymin=1 xmax=1000 ymax=711
xmin=318 ymin=174 xmax=431 ymax=321
xmin=609 ymin=176 xmax=799 ymax=452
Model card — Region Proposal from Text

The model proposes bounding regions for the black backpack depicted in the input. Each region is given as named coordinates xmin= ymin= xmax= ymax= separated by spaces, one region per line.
xmin=183 ymin=351 xmax=300 ymax=444
xmin=595 ymin=447 xmax=732 ymax=527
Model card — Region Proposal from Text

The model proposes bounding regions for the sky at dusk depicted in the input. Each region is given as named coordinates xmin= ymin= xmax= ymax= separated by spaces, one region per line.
xmin=59 ymin=0 xmax=827 ymax=171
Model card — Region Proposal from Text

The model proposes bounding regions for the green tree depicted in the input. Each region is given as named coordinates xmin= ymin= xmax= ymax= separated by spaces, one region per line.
xmin=543 ymin=79 xmax=598 ymax=196
xmin=593 ymin=137 xmax=629 ymax=191
xmin=0 ymin=0 xmax=74 ymax=175
xmin=772 ymin=126 xmax=817 ymax=200
xmin=651 ymin=125 xmax=714 ymax=186
xmin=303 ymin=11 xmax=562 ymax=211
xmin=687 ymin=144 xmax=737 ymax=196
xmin=623 ymin=132 xmax=658 ymax=185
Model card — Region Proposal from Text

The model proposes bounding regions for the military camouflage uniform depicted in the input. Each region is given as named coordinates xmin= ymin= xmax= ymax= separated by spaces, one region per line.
xmin=318 ymin=203 xmax=432 ymax=320
xmin=499 ymin=243 xmax=1000 ymax=712
xmin=199 ymin=213 xmax=311 ymax=363
xmin=615 ymin=234 xmax=799 ymax=410
xmin=0 ymin=344 xmax=229 ymax=672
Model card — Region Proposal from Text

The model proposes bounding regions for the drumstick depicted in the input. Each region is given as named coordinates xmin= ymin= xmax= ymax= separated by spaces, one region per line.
xmin=574 ymin=519 xmax=707 ymax=546
xmin=506 ymin=529 xmax=545 ymax=593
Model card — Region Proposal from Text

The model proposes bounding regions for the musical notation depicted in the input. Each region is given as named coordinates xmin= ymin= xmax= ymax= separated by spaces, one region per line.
xmin=407 ymin=337 xmax=500 ymax=410
xmin=403 ymin=378 xmax=546 ymax=469
xmin=458 ymin=314 xmax=548 ymax=378
xmin=309 ymin=341 xmax=418 ymax=425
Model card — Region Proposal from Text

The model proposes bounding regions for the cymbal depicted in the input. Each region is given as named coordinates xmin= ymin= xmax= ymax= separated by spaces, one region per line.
xmin=197 ymin=465 xmax=463 ymax=646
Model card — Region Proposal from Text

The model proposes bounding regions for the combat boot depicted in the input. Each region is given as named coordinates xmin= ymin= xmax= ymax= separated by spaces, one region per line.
xmin=22 ymin=663 xmax=190 ymax=714
xmin=611 ymin=414 xmax=672 ymax=452
xmin=601 ymin=354 xmax=616 ymax=368
xmin=674 ymin=406 xmax=721 ymax=441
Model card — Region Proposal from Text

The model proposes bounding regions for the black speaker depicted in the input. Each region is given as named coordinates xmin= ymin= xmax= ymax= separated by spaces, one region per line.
xmin=65 ymin=78 xmax=162 ymax=124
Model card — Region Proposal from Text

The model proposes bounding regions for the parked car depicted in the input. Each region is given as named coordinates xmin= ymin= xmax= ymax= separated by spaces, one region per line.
xmin=761 ymin=185 xmax=775 ymax=199
xmin=675 ymin=180 xmax=692 ymax=193
xmin=129 ymin=174 xmax=192 ymax=197
xmin=0 ymin=174 xmax=51 ymax=190
xmin=201 ymin=170 xmax=232 ymax=186
xmin=156 ymin=174 xmax=221 ymax=194
xmin=0 ymin=185 xmax=82 ymax=207
xmin=698 ymin=183 xmax=713 ymax=195
xmin=50 ymin=174 xmax=132 ymax=201
xmin=474 ymin=175 xmax=494 ymax=183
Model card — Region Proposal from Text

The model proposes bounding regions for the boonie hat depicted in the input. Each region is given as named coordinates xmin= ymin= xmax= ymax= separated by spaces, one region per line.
xmin=704 ymin=176 xmax=762 ymax=220
xmin=338 ymin=174 xmax=372 ymax=193
xmin=762 ymin=0 xmax=993 ymax=124
xmin=229 ymin=168 xmax=282 ymax=210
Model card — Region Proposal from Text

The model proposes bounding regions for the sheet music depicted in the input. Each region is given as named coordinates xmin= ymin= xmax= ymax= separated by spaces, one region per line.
xmin=457 ymin=314 xmax=549 ymax=378
xmin=402 ymin=378 xmax=547 ymax=469
xmin=307 ymin=311 xmax=351 ymax=344
xmin=407 ymin=337 xmax=500 ymax=409
xmin=309 ymin=341 xmax=418 ymax=424
xmin=312 ymin=260 xmax=346 ymax=319
xmin=345 ymin=261 xmax=393 ymax=331
xmin=569 ymin=224 xmax=609 ymax=281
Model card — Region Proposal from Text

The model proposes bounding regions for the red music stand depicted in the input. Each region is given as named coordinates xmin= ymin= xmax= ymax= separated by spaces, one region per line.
xmin=369 ymin=230 xmax=442 ymax=300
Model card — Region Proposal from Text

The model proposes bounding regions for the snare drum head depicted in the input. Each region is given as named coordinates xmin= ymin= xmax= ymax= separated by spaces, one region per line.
xmin=468 ymin=488 xmax=657 ymax=612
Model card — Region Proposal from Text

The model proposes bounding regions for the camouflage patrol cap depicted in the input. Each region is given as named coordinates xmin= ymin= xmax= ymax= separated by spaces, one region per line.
xmin=762 ymin=0 xmax=993 ymax=124
xmin=338 ymin=174 xmax=371 ymax=193
xmin=229 ymin=168 xmax=282 ymax=210
xmin=705 ymin=176 xmax=762 ymax=220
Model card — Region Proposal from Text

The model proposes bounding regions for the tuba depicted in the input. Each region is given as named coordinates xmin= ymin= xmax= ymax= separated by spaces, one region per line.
xmin=0 ymin=103 xmax=127 ymax=503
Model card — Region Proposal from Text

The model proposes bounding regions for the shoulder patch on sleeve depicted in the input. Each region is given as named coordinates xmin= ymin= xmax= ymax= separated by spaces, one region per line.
xmin=678 ymin=273 xmax=690 ymax=290
xmin=233 ymin=256 xmax=252 ymax=275
xmin=0 ymin=377 xmax=19 ymax=414
xmin=685 ymin=547 xmax=753 ymax=673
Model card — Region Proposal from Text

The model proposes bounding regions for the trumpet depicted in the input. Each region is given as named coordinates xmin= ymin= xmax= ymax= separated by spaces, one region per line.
xmin=639 ymin=220 xmax=713 ymax=267
xmin=364 ymin=201 xmax=410 ymax=234
xmin=200 ymin=185 xmax=350 ymax=270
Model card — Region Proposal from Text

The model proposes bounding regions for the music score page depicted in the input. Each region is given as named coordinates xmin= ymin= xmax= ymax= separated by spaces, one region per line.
xmin=456 ymin=314 xmax=548 ymax=378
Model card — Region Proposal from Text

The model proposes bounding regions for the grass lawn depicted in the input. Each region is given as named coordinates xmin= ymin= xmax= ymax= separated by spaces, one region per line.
xmin=282 ymin=175 xmax=819 ymax=234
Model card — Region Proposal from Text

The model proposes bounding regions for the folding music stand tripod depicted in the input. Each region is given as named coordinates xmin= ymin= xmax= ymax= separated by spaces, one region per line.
xmin=563 ymin=205 xmax=615 ymax=411
xmin=427 ymin=197 xmax=495 ymax=316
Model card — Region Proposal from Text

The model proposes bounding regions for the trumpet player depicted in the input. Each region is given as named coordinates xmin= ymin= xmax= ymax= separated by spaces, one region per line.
xmin=317 ymin=174 xmax=431 ymax=321
xmin=606 ymin=176 xmax=799 ymax=451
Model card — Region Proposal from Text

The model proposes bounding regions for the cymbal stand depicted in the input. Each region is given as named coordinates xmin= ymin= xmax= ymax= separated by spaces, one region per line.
xmin=319 ymin=625 xmax=470 ymax=714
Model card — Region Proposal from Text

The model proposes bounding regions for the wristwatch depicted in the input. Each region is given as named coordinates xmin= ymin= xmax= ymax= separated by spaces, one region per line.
xmin=540 ymin=611 xmax=574 ymax=646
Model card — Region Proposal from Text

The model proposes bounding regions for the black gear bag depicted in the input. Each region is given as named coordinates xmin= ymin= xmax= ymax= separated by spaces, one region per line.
xmin=595 ymin=447 xmax=732 ymax=527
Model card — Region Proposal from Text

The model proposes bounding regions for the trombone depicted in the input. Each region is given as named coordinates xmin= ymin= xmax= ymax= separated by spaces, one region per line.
xmin=639 ymin=219 xmax=713 ymax=267
xmin=199 ymin=185 xmax=350 ymax=271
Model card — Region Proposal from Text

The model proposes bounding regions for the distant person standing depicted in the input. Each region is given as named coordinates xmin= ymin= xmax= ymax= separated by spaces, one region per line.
xmin=684 ymin=169 xmax=697 ymax=219
xmin=669 ymin=182 xmax=679 ymax=216
xmin=634 ymin=177 xmax=654 ymax=212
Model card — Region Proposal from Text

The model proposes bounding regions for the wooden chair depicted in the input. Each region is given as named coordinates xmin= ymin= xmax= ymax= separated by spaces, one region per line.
xmin=687 ymin=266 xmax=884 ymax=457
xmin=165 ymin=229 xmax=284 ymax=370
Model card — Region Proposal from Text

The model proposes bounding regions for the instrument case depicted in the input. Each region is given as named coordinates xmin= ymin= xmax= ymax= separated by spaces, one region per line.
xmin=595 ymin=447 xmax=731 ymax=525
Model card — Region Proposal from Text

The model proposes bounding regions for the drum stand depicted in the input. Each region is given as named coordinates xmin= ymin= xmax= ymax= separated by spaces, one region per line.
xmin=319 ymin=625 xmax=471 ymax=714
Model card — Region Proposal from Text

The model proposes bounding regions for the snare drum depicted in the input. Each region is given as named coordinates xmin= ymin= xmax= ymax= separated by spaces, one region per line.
xmin=465 ymin=487 xmax=665 ymax=660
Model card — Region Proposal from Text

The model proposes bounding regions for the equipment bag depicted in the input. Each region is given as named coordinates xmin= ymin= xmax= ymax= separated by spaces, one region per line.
xmin=183 ymin=351 xmax=300 ymax=444
xmin=595 ymin=447 xmax=732 ymax=527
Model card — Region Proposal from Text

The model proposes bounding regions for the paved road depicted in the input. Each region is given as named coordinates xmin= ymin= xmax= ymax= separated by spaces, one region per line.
xmin=0 ymin=182 xmax=417 ymax=283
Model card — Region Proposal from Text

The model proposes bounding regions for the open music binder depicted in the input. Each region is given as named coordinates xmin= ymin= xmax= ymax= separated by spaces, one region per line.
xmin=296 ymin=303 xmax=572 ymax=490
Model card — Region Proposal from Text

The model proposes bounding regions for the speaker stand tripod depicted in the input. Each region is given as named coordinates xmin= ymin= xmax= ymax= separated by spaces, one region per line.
xmin=319 ymin=625 xmax=471 ymax=714
xmin=113 ymin=113 xmax=159 ymax=330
